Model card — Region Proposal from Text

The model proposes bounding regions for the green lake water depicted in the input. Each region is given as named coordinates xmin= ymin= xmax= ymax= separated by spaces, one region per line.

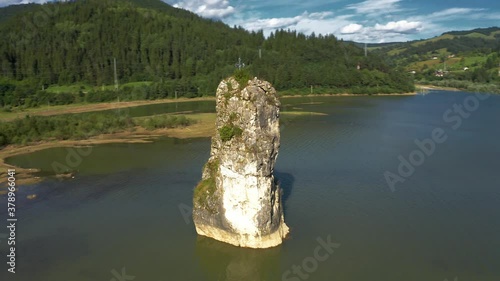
xmin=1 ymin=91 xmax=500 ymax=281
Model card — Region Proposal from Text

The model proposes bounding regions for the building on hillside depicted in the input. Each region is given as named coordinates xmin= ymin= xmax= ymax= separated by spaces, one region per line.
xmin=435 ymin=69 xmax=445 ymax=77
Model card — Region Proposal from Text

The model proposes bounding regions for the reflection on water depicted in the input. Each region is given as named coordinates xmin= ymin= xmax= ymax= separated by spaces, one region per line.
xmin=196 ymin=236 xmax=282 ymax=281
xmin=275 ymin=171 xmax=295 ymax=216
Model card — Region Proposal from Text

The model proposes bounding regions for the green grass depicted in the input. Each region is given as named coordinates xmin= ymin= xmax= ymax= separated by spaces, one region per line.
xmin=411 ymin=34 xmax=456 ymax=47
xmin=45 ymin=84 xmax=92 ymax=94
xmin=465 ymin=32 xmax=491 ymax=39
xmin=233 ymin=69 xmax=252 ymax=90
xmin=135 ymin=114 xmax=195 ymax=130
xmin=407 ymin=55 xmax=488 ymax=72
xmin=460 ymin=56 xmax=488 ymax=67
xmin=387 ymin=48 xmax=407 ymax=56
xmin=219 ymin=125 xmax=243 ymax=142
xmin=45 ymin=81 xmax=153 ymax=94
xmin=121 ymin=81 xmax=153 ymax=88
xmin=194 ymin=177 xmax=216 ymax=207
xmin=417 ymin=79 xmax=500 ymax=94
xmin=0 ymin=102 xmax=95 ymax=121
xmin=193 ymin=158 xmax=219 ymax=214
xmin=92 ymin=81 xmax=154 ymax=92
xmin=0 ymin=112 xmax=195 ymax=146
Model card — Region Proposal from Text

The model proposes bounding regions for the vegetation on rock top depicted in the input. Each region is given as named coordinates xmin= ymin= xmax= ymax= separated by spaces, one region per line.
xmin=233 ymin=69 xmax=252 ymax=90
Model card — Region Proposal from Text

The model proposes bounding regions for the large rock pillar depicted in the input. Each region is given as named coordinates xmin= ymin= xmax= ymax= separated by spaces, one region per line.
xmin=192 ymin=76 xmax=289 ymax=248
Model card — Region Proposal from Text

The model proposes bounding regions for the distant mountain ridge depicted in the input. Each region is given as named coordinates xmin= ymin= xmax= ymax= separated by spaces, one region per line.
xmin=368 ymin=26 xmax=500 ymax=53
xmin=444 ymin=27 xmax=500 ymax=37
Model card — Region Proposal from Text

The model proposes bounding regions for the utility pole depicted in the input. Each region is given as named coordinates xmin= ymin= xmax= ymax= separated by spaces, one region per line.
xmin=114 ymin=58 xmax=119 ymax=91
xmin=114 ymin=58 xmax=120 ymax=102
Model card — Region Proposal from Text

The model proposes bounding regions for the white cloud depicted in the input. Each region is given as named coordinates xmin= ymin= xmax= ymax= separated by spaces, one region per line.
xmin=242 ymin=14 xmax=304 ymax=31
xmin=407 ymin=7 xmax=487 ymax=24
xmin=0 ymin=0 xmax=46 ymax=5
xmin=346 ymin=0 xmax=402 ymax=15
xmin=0 ymin=0 xmax=73 ymax=6
xmin=341 ymin=23 xmax=363 ymax=34
xmin=427 ymin=8 xmax=484 ymax=19
xmin=309 ymin=11 xmax=334 ymax=19
xmin=234 ymin=12 xmax=356 ymax=37
xmin=374 ymin=20 xmax=422 ymax=33
xmin=3 ymin=0 xmax=499 ymax=44
xmin=401 ymin=7 xmax=493 ymax=40
xmin=168 ymin=0 xmax=235 ymax=18
xmin=233 ymin=10 xmax=424 ymax=43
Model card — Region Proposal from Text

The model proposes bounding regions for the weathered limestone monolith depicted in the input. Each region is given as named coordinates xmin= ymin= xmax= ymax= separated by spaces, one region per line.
xmin=192 ymin=76 xmax=289 ymax=248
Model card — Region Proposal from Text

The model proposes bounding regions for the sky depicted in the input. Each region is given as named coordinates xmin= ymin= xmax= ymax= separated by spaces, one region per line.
xmin=1 ymin=0 xmax=500 ymax=42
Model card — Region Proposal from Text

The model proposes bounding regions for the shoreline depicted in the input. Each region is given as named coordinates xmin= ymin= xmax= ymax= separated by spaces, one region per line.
xmin=0 ymin=97 xmax=215 ymax=121
xmin=281 ymin=92 xmax=416 ymax=98
xmin=415 ymin=83 xmax=500 ymax=94
xmin=0 ymin=111 xmax=324 ymax=189
xmin=1 ymin=92 xmax=416 ymax=121
xmin=0 ymin=113 xmax=216 ymax=188
xmin=0 ymin=90 xmax=418 ymax=189
xmin=415 ymin=84 xmax=461 ymax=91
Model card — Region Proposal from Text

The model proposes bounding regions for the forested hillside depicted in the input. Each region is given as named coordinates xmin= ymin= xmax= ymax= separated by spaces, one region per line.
xmin=0 ymin=0 xmax=414 ymax=109
xmin=373 ymin=27 xmax=500 ymax=91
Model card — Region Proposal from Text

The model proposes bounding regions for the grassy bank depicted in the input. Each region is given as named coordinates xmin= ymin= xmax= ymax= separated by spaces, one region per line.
xmin=279 ymin=85 xmax=415 ymax=96
xmin=0 ymin=112 xmax=215 ymax=188
xmin=0 ymin=97 xmax=215 ymax=121
xmin=0 ymin=112 xmax=195 ymax=146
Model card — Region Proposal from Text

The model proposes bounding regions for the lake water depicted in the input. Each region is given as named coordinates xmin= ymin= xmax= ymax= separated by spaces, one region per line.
xmin=2 ymin=91 xmax=500 ymax=281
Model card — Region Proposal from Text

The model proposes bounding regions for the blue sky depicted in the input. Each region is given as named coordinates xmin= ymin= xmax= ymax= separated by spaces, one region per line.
xmin=1 ymin=0 xmax=500 ymax=42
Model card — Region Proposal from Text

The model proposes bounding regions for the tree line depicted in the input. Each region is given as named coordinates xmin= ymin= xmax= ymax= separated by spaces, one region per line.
xmin=0 ymin=112 xmax=194 ymax=146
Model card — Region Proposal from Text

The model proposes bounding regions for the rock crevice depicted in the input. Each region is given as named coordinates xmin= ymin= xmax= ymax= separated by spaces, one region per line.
xmin=192 ymin=76 xmax=289 ymax=248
